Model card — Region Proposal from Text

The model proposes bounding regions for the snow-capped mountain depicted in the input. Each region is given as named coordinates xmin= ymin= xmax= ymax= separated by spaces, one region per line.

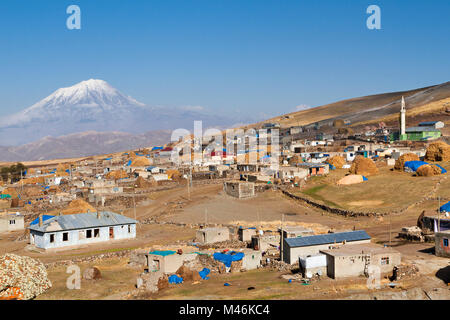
xmin=0 ymin=79 xmax=251 ymax=146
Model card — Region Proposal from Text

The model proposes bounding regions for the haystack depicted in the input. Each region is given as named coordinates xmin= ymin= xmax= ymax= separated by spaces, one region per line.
xmin=130 ymin=157 xmax=151 ymax=167
xmin=288 ymin=155 xmax=303 ymax=166
xmin=166 ymin=169 xmax=182 ymax=180
xmin=425 ymin=141 xmax=450 ymax=162
xmin=61 ymin=199 xmax=96 ymax=215
xmin=106 ymin=170 xmax=128 ymax=180
xmin=394 ymin=153 xmax=420 ymax=171
xmin=327 ymin=155 xmax=346 ymax=169
xmin=337 ymin=174 xmax=364 ymax=185
xmin=135 ymin=176 xmax=154 ymax=188
xmin=333 ymin=119 xmax=345 ymax=128
xmin=337 ymin=127 xmax=354 ymax=135
xmin=416 ymin=165 xmax=436 ymax=177
xmin=20 ymin=176 xmax=45 ymax=185
xmin=349 ymin=156 xmax=378 ymax=176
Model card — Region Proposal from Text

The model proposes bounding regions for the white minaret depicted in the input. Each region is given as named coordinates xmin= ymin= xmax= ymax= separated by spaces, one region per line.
xmin=400 ymin=96 xmax=406 ymax=136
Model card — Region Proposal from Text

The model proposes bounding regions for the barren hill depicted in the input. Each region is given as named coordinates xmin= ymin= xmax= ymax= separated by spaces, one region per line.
xmin=250 ymin=81 xmax=450 ymax=129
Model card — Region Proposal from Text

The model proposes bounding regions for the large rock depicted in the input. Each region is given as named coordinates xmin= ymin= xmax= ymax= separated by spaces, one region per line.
xmin=83 ymin=266 xmax=102 ymax=280
xmin=0 ymin=254 xmax=52 ymax=300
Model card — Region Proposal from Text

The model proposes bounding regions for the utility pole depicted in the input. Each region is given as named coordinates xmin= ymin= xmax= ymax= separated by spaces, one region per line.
xmin=205 ymin=208 xmax=208 ymax=226
xmin=438 ymin=196 xmax=441 ymax=232
xmin=280 ymin=213 xmax=284 ymax=263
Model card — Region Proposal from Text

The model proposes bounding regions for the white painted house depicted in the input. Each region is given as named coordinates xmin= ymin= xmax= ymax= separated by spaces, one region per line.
xmin=29 ymin=211 xmax=137 ymax=250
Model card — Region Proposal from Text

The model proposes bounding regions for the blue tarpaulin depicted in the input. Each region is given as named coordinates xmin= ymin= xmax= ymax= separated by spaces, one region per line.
xmin=440 ymin=202 xmax=450 ymax=213
xmin=126 ymin=160 xmax=132 ymax=166
xmin=148 ymin=250 xmax=176 ymax=256
xmin=199 ymin=268 xmax=210 ymax=280
xmin=404 ymin=161 xmax=429 ymax=172
xmin=168 ymin=275 xmax=183 ymax=284
xmin=362 ymin=176 xmax=368 ymax=181
xmin=213 ymin=251 xmax=245 ymax=268
xmin=152 ymin=146 xmax=164 ymax=151
xmin=30 ymin=215 xmax=55 ymax=225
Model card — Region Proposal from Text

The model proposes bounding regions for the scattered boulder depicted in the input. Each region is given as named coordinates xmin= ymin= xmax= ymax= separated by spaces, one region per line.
xmin=83 ymin=266 xmax=102 ymax=280
xmin=0 ymin=254 xmax=52 ymax=300
xmin=425 ymin=141 xmax=450 ymax=162
xmin=394 ymin=153 xmax=420 ymax=171
xmin=349 ymin=156 xmax=378 ymax=176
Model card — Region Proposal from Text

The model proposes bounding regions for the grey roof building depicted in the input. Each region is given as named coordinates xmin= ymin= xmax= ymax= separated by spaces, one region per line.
xmin=29 ymin=211 xmax=137 ymax=250
xmin=282 ymin=230 xmax=371 ymax=264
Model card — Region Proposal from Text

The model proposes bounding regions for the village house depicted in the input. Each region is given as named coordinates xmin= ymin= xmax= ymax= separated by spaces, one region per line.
xmin=223 ymin=181 xmax=255 ymax=199
xmin=296 ymin=163 xmax=330 ymax=177
xmin=282 ymin=230 xmax=371 ymax=264
xmin=145 ymin=250 xmax=199 ymax=274
xmin=0 ymin=212 xmax=24 ymax=233
xmin=320 ymin=243 xmax=401 ymax=279
xmin=277 ymin=166 xmax=309 ymax=182
xmin=195 ymin=227 xmax=230 ymax=244
xmin=238 ymin=227 xmax=257 ymax=242
xmin=29 ymin=211 xmax=137 ymax=250
xmin=434 ymin=230 xmax=450 ymax=258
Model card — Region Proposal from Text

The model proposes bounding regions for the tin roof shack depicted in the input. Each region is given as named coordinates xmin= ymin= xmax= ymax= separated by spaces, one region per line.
xmin=320 ymin=243 xmax=401 ymax=279
xmin=0 ymin=212 xmax=24 ymax=233
xmin=196 ymin=227 xmax=230 ymax=244
xmin=299 ymin=254 xmax=327 ymax=278
xmin=282 ymin=230 xmax=371 ymax=264
xmin=238 ymin=227 xmax=257 ymax=242
xmin=29 ymin=211 xmax=137 ymax=250
xmin=145 ymin=250 xmax=199 ymax=274
xmin=223 ymin=181 xmax=255 ymax=199
xmin=435 ymin=230 xmax=450 ymax=258
xmin=241 ymin=249 xmax=263 ymax=270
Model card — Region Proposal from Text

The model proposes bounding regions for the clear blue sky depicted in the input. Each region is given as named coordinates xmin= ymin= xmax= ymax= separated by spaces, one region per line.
xmin=0 ymin=0 xmax=449 ymax=120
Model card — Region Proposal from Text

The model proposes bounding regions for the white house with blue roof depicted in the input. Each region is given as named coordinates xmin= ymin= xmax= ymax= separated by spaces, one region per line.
xmin=29 ymin=211 xmax=137 ymax=250
xmin=282 ymin=230 xmax=371 ymax=264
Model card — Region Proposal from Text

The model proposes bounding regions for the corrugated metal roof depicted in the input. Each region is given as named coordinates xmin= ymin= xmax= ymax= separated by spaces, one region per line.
xmin=284 ymin=230 xmax=371 ymax=248
xmin=29 ymin=211 xmax=137 ymax=232
xmin=405 ymin=126 xmax=439 ymax=132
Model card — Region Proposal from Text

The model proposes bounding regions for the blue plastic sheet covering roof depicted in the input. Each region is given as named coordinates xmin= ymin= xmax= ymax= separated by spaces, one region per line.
xmin=152 ymin=146 xmax=164 ymax=151
xmin=328 ymin=164 xmax=336 ymax=170
xmin=285 ymin=230 xmax=371 ymax=248
xmin=126 ymin=160 xmax=132 ymax=166
xmin=168 ymin=274 xmax=183 ymax=284
xmin=404 ymin=161 xmax=429 ymax=172
xmin=30 ymin=215 xmax=55 ymax=225
xmin=104 ymin=157 xmax=112 ymax=160
xmin=148 ymin=250 xmax=176 ymax=256
xmin=362 ymin=176 xmax=368 ymax=181
xmin=440 ymin=202 xmax=450 ymax=213
xmin=213 ymin=251 xmax=245 ymax=268
xmin=199 ymin=268 xmax=210 ymax=280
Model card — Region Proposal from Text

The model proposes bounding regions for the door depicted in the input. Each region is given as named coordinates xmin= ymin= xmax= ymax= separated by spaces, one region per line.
xmin=109 ymin=227 xmax=114 ymax=239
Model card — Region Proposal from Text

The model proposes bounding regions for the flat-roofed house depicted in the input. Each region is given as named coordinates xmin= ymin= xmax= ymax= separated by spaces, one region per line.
xmin=282 ymin=230 xmax=371 ymax=264
xmin=29 ymin=211 xmax=137 ymax=250
xmin=0 ymin=212 xmax=24 ymax=233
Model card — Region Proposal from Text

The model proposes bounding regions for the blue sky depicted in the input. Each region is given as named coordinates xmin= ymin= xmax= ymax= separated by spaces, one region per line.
xmin=0 ymin=0 xmax=449 ymax=120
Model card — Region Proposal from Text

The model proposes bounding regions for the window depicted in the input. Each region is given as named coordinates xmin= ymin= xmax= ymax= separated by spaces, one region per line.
xmin=444 ymin=238 xmax=449 ymax=247
xmin=94 ymin=229 xmax=100 ymax=238
xmin=50 ymin=234 xmax=55 ymax=243
xmin=381 ymin=257 xmax=390 ymax=265
xmin=63 ymin=232 xmax=69 ymax=241
xmin=86 ymin=229 xmax=92 ymax=238
xmin=128 ymin=225 xmax=131 ymax=233
xmin=9 ymin=220 xmax=15 ymax=225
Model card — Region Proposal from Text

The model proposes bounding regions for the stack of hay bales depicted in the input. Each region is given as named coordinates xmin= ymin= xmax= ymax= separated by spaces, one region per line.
xmin=61 ymin=199 xmax=97 ymax=215
xmin=166 ymin=169 xmax=182 ymax=181
xmin=288 ymin=155 xmax=303 ymax=166
xmin=135 ymin=176 xmax=155 ymax=188
xmin=106 ymin=170 xmax=128 ymax=180
xmin=130 ymin=157 xmax=151 ymax=167
xmin=416 ymin=165 xmax=439 ymax=177
xmin=0 ymin=254 xmax=52 ymax=300
xmin=327 ymin=155 xmax=346 ymax=169
xmin=19 ymin=176 xmax=45 ymax=185
xmin=337 ymin=127 xmax=354 ymax=135
xmin=394 ymin=153 xmax=420 ymax=171
xmin=333 ymin=119 xmax=345 ymax=128
xmin=425 ymin=141 xmax=450 ymax=162
xmin=349 ymin=156 xmax=378 ymax=176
